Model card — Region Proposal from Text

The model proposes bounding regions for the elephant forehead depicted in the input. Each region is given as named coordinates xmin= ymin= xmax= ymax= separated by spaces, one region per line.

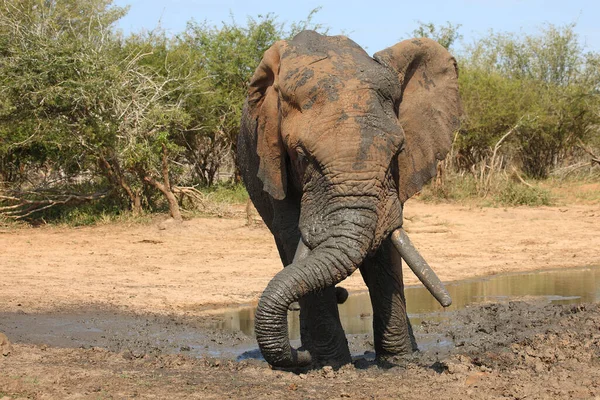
xmin=279 ymin=38 xmax=399 ymax=111
xmin=281 ymin=63 xmax=398 ymax=114
xmin=279 ymin=72 xmax=403 ymax=163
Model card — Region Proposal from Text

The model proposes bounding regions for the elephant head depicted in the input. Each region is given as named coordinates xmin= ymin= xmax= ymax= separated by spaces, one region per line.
xmin=240 ymin=31 xmax=461 ymax=367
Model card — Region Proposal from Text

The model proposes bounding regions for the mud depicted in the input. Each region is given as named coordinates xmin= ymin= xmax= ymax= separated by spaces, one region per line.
xmin=1 ymin=300 xmax=599 ymax=399
xmin=1 ymin=202 xmax=600 ymax=398
xmin=2 ymin=266 xmax=597 ymax=366
xmin=0 ymin=310 xmax=255 ymax=360
xmin=1 ymin=269 xmax=600 ymax=399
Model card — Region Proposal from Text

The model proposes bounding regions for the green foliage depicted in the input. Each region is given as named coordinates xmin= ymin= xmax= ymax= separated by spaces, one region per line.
xmin=0 ymin=0 xmax=128 ymax=185
xmin=0 ymin=6 xmax=597 ymax=224
xmin=174 ymin=16 xmax=280 ymax=185
xmin=458 ymin=23 xmax=600 ymax=178
xmin=200 ymin=182 xmax=249 ymax=204
xmin=176 ymin=10 xmax=327 ymax=185
xmin=420 ymin=172 xmax=554 ymax=207
xmin=38 ymin=195 xmax=126 ymax=226
xmin=0 ymin=2 xmax=327 ymax=223
xmin=419 ymin=173 xmax=479 ymax=203
xmin=493 ymin=181 xmax=553 ymax=206
xmin=409 ymin=21 xmax=462 ymax=50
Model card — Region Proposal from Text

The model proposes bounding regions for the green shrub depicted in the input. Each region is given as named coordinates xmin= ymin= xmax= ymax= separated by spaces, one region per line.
xmin=493 ymin=181 xmax=554 ymax=206
xmin=200 ymin=182 xmax=249 ymax=204
xmin=419 ymin=171 xmax=554 ymax=207
xmin=419 ymin=173 xmax=479 ymax=202
xmin=33 ymin=194 xmax=132 ymax=226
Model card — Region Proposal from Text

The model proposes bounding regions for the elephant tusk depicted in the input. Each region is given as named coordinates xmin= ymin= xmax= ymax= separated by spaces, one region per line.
xmin=293 ymin=239 xmax=311 ymax=263
xmin=390 ymin=228 xmax=452 ymax=307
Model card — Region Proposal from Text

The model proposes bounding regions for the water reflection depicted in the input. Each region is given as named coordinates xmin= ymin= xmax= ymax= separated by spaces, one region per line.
xmin=217 ymin=266 xmax=600 ymax=339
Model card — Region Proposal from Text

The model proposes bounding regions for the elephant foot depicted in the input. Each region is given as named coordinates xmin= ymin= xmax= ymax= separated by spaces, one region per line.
xmin=375 ymin=350 xmax=419 ymax=369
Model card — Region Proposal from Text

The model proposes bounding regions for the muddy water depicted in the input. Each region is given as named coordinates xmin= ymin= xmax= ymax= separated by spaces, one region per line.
xmin=1 ymin=266 xmax=599 ymax=359
xmin=217 ymin=265 xmax=600 ymax=339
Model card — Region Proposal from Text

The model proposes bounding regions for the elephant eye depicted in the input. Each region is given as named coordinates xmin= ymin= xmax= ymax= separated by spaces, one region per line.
xmin=295 ymin=146 xmax=309 ymax=170
xmin=296 ymin=146 xmax=307 ymax=160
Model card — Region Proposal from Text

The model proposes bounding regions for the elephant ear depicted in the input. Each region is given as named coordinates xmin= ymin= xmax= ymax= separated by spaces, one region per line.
xmin=374 ymin=38 xmax=462 ymax=203
xmin=246 ymin=41 xmax=287 ymax=200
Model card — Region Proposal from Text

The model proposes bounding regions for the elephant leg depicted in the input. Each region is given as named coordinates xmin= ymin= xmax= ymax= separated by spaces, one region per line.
xmin=298 ymin=287 xmax=351 ymax=367
xmin=359 ymin=239 xmax=417 ymax=361
xmin=277 ymin=237 xmax=351 ymax=367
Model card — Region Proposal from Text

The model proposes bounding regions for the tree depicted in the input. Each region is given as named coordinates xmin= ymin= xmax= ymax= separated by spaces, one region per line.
xmin=0 ymin=0 xmax=131 ymax=217
xmin=409 ymin=21 xmax=462 ymax=50
xmin=0 ymin=0 xmax=188 ymax=219
xmin=457 ymin=23 xmax=599 ymax=177
xmin=173 ymin=10 xmax=327 ymax=185
xmin=0 ymin=4 xmax=330 ymax=221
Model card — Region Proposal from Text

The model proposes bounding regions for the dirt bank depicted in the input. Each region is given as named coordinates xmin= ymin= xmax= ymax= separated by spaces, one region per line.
xmin=0 ymin=200 xmax=599 ymax=399
xmin=0 ymin=201 xmax=598 ymax=315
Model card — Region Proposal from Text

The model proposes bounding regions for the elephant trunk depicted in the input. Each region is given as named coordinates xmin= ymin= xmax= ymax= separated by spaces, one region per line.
xmin=255 ymin=211 xmax=375 ymax=368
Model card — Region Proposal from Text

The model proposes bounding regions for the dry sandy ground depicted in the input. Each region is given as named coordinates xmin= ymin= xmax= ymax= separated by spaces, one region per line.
xmin=1 ymin=200 xmax=599 ymax=399
xmin=0 ymin=200 xmax=598 ymax=315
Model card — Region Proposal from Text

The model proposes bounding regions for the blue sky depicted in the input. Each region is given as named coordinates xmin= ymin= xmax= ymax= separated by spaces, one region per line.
xmin=112 ymin=0 xmax=600 ymax=55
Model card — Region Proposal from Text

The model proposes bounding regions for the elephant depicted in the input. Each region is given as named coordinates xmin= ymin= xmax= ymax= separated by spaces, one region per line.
xmin=237 ymin=30 xmax=462 ymax=369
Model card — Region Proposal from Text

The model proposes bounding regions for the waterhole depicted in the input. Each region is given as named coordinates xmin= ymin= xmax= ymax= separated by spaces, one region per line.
xmin=216 ymin=265 xmax=600 ymax=340
xmin=1 ymin=266 xmax=598 ymax=359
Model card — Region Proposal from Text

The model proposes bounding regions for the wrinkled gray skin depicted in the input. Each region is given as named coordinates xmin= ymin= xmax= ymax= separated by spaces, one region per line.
xmin=237 ymin=30 xmax=461 ymax=368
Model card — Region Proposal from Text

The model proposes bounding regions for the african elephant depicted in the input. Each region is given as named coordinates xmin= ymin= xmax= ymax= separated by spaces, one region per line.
xmin=237 ymin=30 xmax=461 ymax=368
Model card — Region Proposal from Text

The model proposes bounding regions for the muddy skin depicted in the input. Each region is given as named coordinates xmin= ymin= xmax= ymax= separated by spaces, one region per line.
xmin=1 ymin=301 xmax=599 ymax=399
xmin=238 ymin=30 xmax=461 ymax=368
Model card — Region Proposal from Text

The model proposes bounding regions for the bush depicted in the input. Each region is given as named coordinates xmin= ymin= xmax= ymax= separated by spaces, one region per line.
xmin=419 ymin=170 xmax=554 ymax=207
xmin=493 ymin=181 xmax=554 ymax=207
xmin=419 ymin=173 xmax=479 ymax=203
xmin=457 ymin=23 xmax=600 ymax=178
xmin=199 ymin=183 xmax=249 ymax=204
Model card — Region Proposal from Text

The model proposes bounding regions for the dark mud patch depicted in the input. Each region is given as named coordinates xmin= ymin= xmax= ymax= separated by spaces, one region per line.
xmin=1 ymin=301 xmax=599 ymax=399
xmin=0 ymin=309 xmax=257 ymax=360
xmin=0 ymin=307 xmax=379 ymax=363
xmin=1 ymin=266 xmax=599 ymax=365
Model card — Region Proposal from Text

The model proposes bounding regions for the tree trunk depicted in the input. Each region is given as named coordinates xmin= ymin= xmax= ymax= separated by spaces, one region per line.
xmin=98 ymin=155 xmax=142 ymax=214
xmin=132 ymin=191 xmax=142 ymax=216
xmin=142 ymin=144 xmax=182 ymax=221
xmin=143 ymin=176 xmax=182 ymax=221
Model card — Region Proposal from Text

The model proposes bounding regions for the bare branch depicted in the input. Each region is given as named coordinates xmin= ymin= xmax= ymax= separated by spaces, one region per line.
xmin=577 ymin=139 xmax=600 ymax=166
xmin=0 ymin=190 xmax=110 ymax=220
